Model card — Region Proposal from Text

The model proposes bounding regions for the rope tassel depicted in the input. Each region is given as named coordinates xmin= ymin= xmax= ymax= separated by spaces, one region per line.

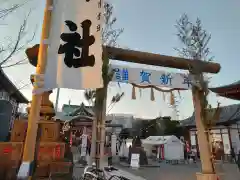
xmin=139 ymin=88 xmax=142 ymax=98
xmin=162 ymin=92 xmax=165 ymax=102
xmin=150 ymin=88 xmax=155 ymax=101
xmin=132 ymin=85 xmax=136 ymax=100
xmin=170 ymin=92 xmax=175 ymax=105
xmin=177 ymin=90 xmax=181 ymax=99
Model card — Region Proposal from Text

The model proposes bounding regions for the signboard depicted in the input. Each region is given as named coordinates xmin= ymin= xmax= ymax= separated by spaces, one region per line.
xmin=111 ymin=134 xmax=117 ymax=156
xmin=130 ymin=153 xmax=140 ymax=169
xmin=80 ymin=134 xmax=88 ymax=156
xmin=110 ymin=64 xmax=191 ymax=89
xmin=44 ymin=0 xmax=103 ymax=90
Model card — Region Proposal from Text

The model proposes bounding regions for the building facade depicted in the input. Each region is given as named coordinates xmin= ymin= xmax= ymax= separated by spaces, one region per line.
xmin=181 ymin=103 xmax=240 ymax=158
xmin=0 ymin=70 xmax=28 ymax=141
xmin=55 ymin=103 xmax=125 ymax=135
xmin=107 ymin=113 xmax=134 ymax=129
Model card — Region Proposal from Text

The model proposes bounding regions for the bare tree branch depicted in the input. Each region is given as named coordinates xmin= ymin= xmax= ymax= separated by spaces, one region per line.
xmin=84 ymin=2 xmax=124 ymax=107
xmin=0 ymin=0 xmax=36 ymax=68
xmin=102 ymin=2 xmax=124 ymax=47
xmin=175 ymin=14 xmax=219 ymax=126
xmin=1 ymin=58 xmax=28 ymax=68
xmin=0 ymin=1 xmax=27 ymax=19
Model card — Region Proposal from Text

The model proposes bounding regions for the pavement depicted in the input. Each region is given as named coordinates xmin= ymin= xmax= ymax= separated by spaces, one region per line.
xmin=71 ymin=147 xmax=146 ymax=180
xmin=117 ymin=162 xmax=240 ymax=180
xmin=73 ymin=161 xmax=146 ymax=180
xmin=71 ymin=147 xmax=240 ymax=180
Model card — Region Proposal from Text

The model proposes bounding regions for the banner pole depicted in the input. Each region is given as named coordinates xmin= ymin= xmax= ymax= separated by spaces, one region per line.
xmin=17 ymin=0 xmax=53 ymax=179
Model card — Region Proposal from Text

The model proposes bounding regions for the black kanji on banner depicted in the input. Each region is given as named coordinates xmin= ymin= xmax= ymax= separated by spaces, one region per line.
xmin=58 ymin=20 xmax=95 ymax=68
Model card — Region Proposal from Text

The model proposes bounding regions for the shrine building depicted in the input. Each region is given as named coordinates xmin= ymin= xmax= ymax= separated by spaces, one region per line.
xmin=54 ymin=103 xmax=124 ymax=137
xmin=0 ymin=70 xmax=28 ymax=141
xmin=181 ymin=80 xmax=240 ymax=159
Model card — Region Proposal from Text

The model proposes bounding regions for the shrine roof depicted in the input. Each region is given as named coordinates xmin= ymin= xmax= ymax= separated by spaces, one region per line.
xmin=210 ymin=80 xmax=240 ymax=91
xmin=57 ymin=103 xmax=112 ymax=122
xmin=209 ymin=80 xmax=240 ymax=94
xmin=180 ymin=103 xmax=240 ymax=127
xmin=62 ymin=103 xmax=94 ymax=116
xmin=54 ymin=112 xmax=76 ymax=121
xmin=0 ymin=69 xmax=28 ymax=103
xmin=209 ymin=80 xmax=240 ymax=100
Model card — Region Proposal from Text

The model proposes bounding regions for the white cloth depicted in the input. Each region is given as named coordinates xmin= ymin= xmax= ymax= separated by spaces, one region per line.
xmin=17 ymin=162 xmax=30 ymax=179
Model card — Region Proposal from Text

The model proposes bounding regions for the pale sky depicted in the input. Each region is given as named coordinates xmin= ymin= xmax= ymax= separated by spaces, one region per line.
xmin=2 ymin=0 xmax=240 ymax=119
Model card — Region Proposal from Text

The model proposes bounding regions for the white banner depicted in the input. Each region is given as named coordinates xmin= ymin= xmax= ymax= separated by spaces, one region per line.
xmin=81 ymin=134 xmax=88 ymax=157
xmin=130 ymin=153 xmax=140 ymax=169
xmin=109 ymin=64 xmax=192 ymax=89
xmin=44 ymin=0 xmax=103 ymax=90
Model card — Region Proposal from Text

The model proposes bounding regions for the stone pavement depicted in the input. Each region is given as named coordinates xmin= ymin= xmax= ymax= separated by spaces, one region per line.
xmin=117 ymin=162 xmax=240 ymax=180
xmin=71 ymin=147 xmax=146 ymax=180
xmin=71 ymin=146 xmax=81 ymax=164
xmin=71 ymin=147 xmax=240 ymax=180
xmin=73 ymin=162 xmax=146 ymax=180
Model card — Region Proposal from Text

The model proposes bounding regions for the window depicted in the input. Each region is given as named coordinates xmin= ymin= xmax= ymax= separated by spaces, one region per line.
xmin=212 ymin=133 xmax=221 ymax=142
xmin=190 ymin=131 xmax=196 ymax=136
xmin=190 ymin=134 xmax=196 ymax=145
xmin=221 ymin=129 xmax=228 ymax=134
xmin=2 ymin=91 xmax=9 ymax=101
xmin=222 ymin=134 xmax=230 ymax=154
xmin=211 ymin=129 xmax=220 ymax=134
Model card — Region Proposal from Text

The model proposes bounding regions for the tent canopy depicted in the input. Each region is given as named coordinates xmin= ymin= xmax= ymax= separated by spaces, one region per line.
xmin=142 ymin=135 xmax=183 ymax=145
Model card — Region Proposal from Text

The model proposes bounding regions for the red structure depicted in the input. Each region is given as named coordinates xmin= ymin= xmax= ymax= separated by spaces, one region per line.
xmin=209 ymin=80 xmax=240 ymax=100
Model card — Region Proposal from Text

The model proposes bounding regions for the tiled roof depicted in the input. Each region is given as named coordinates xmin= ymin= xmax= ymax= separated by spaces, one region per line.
xmin=62 ymin=103 xmax=94 ymax=116
xmin=59 ymin=103 xmax=115 ymax=123
xmin=180 ymin=104 xmax=240 ymax=127
xmin=210 ymin=80 xmax=240 ymax=90
xmin=70 ymin=103 xmax=94 ymax=116
xmin=0 ymin=70 xmax=28 ymax=103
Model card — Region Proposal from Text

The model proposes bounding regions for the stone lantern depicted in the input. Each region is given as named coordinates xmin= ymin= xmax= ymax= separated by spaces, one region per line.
xmin=25 ymin=44 xmax=55 ymax=120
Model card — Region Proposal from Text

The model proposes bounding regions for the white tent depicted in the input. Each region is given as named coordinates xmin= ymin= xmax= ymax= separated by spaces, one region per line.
xmin=142 ymin=135 xmax=184 ymax=161
xmin=119 ymin=139 xmax=133 ymax=158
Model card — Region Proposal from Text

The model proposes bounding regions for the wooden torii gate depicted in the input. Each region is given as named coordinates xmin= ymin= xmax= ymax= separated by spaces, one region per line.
xmin=98 ymin=47 xmax=220 ymax=180
xmin=23 ymin=0 xmax=220 ymax=179
xmin=26 ymin=45 xmax=220 ymax=179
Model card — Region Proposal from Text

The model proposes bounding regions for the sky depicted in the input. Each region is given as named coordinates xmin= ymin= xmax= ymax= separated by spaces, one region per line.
xmin=1 ymin=0 xmax=240 ymax=119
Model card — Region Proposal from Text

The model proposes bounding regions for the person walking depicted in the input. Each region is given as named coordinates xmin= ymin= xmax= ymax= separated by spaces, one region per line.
xmin=231 ymin=148 xmax=236 ymax=163
xmin=184 ymin=146 xmax=188 ymax=164
xmin=237 ymin=150 xmax=240 ymax=171
xmin=191 ymin=147 xmax=197 ymax=163
xmin=184 ymin=141 xmax=190 ymax=164
xmin=107 ymin=143 xmax=113 ymax=166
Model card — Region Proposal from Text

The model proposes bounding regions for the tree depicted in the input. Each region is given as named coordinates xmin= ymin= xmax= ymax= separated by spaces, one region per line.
xmin=119 ymin=128 xmax=130 ymax=140
xmin=84 ymin=90 xmax=124 ymax=113
xmin=84 ymin=2 xmax=124 ymax=107
xmin=140 ymin=119 xmax=161 ymax=138
xmin=0 ymin=0 xmax=36 ymax=68
xmin=163 ymin=119 xmax=184 ymax=138
xmin=175 ymin=14 xmax=220 ymax=174
xmin=86 ymin=2 xmax=124 ymax=167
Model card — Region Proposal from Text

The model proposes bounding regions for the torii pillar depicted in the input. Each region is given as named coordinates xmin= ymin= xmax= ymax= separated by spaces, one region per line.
xmin=104 ymin=46 xmax=221 ymax=180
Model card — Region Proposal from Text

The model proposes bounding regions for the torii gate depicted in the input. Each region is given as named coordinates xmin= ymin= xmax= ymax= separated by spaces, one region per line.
xmin=22 ymin=0 xmax=221 ymax=180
